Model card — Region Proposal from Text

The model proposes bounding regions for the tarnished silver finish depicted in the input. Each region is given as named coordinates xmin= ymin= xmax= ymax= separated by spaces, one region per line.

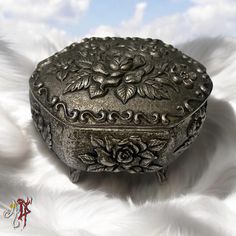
xmin=29 ymin=37 xmax=213 ymax=183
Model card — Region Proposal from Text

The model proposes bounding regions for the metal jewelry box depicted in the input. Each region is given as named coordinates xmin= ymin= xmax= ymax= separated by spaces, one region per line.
xmin=29 ymin=37 xmax=213 ymax=183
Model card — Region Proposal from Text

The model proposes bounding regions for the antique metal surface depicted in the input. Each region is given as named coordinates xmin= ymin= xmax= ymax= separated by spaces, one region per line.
xmin=29 ymin=37 xmax=213 ymax=183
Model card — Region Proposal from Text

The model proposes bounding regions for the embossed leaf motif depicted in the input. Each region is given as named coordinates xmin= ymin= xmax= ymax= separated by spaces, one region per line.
xmin=79 ymin=154 xmax=95 ymax=164
xmin=92 ymin=63 xmax=108 ymax=75
xmin=137 ymin=79 xmax=170 ymax=100
xmin=148 ymin=139 xmax=168 ymax=152
xmin=87 ymin=164 xmax=106 ymax=172
xmin=116 ymin=83 xmax=136 ymax=104
xmin=91 ymin=136 xmax=105 ymax=148
xmin=89 ymin=83 xmax=106 ymax=98
xmin=56 ymin=70 xmax=68 ymax=82
xmin=76 ymin=59 xmax=92 ymax=69
xmin=63 ymin=76 xmax=90 ymax=93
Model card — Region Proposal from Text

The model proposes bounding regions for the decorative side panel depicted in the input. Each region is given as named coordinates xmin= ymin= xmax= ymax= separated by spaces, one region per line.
xmin=30 ymin=98 xmax=52 ymax=149
xmin=174 ymin=102 xmax=207 ymax=155
xmin=61 ymin=128 xmax=176 ymax=174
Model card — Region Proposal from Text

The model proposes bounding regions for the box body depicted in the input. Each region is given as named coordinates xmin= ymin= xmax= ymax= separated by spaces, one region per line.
xmin=29 ymin=37 xmax=212 ymax=175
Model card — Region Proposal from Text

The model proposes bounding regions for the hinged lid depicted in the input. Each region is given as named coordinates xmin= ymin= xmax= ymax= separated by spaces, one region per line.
xmin=29 ymin=37 xmax=213 ymax=128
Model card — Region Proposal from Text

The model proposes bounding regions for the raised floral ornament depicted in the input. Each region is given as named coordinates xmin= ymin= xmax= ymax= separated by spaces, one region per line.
xmin=78 ymin=135 xmax=169 ymax=176
xmin=62 ymin=47 xmax=177 ymax=103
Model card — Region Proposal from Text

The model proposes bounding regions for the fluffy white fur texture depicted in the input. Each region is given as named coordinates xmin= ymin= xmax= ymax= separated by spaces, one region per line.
xmin=0 ymin=37 xmax=236 ymax=236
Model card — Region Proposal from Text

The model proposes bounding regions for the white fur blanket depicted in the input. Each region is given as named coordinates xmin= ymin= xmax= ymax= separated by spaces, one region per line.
xmin=0 ymin=37 xmax=236 ymax=236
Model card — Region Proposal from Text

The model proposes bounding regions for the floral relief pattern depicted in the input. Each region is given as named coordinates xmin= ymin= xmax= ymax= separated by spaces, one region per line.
xmin=31 ymin=103 xmax=52 ymax=149
xmin=78 ymin=135 xmax=169 ymax=173
xmin=46 ymin=38 xmax=186 ymax=104
xmin=187 ymin=103 xmax=207 ymax=137
xmin=47 ymin=58 xmax=78 ymax=82
xmin=170 ymin=63 xmax=197 ymax=89
xmin=174 ymin=102 xmax=207 ymax=154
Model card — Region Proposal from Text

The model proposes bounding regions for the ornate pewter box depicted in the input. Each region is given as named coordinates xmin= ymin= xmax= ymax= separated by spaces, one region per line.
xmin=29 ymin=37 xmax=213 ymax=183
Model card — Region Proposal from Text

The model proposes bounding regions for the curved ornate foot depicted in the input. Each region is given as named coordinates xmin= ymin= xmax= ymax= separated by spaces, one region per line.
xmin=155 ymin=167 xmax=168 ymax=184
xmin=69 ymin=168 xmax=81 ymax=183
